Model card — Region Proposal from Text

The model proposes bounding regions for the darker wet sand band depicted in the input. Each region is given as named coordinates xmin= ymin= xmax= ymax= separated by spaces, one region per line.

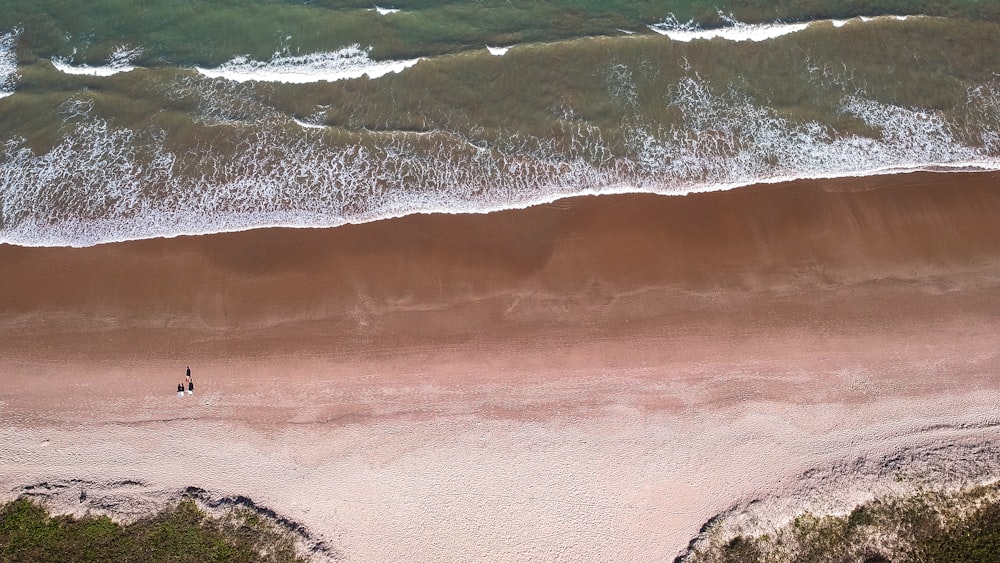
xmin=1 ymin=170 xmax=999 ymax=364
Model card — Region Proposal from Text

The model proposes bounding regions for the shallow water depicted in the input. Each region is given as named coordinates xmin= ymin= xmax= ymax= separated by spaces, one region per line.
xmin=1 ymin=2 xmax=999 ymax=246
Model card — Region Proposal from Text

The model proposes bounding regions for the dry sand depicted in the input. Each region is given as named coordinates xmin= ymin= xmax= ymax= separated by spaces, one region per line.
xmin=2 ymin=171 xmax=1000 ymax=560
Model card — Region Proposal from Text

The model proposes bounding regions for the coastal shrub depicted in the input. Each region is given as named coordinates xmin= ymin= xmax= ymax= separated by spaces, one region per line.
xmin=0 ymin=497 xmax=305 ymax=562
xmin=682 ymin=481 xmax=1000 ymax=563
xmin=909 ymin=498 xmax=1000 ymax=562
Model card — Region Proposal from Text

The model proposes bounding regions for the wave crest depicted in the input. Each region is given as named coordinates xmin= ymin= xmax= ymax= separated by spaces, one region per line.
xmin=51 ymin=45 xmax=141 ymax=76
xmin=194 ymin=45 xmax=421 ymax=84
xmin=649 ymin=13 xmax=921 ymax=42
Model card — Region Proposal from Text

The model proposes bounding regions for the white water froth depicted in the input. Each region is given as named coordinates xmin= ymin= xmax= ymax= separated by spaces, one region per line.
xmin=0 ymin=29 xmax=21 ymax=98
xmin=834 ymin=15 xmax=913 ymax=28
xmin=51 ymin=45 xmax=141 ymax=76
xmin=650 ymin=13 xmax=808 ymax=42
xmin=650 ymin=13 xmax=920 ymax=42
xmin=486 ymin=45 xmax=512 ymax=56
xmin=371 ymin=6 xmax=400 ymax=15
xmin=293 ymin=118 xmax=327 ymax=130
xmin=195 ymin=45 xmax=420 ymax=83
xmin=2 ymin=74 xmax=999 ymax=247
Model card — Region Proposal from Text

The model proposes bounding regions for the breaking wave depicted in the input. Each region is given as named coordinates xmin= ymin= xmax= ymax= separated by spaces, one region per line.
xmin=486 ymin=45 xmax=512 ymax=56
xmin=649 ymin=13 xmax=809 ymax=42
xmin=649 ymin=13 xmax=919 ymax=42
xmin=195 ymin=45 xmax=421 ymax=83
xmin=51 ymin=45 xmax=141 ymax=76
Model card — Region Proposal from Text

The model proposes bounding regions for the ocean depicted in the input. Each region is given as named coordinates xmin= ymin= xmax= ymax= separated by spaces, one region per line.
xmin=1 ymin=1 xmax=998 ymax=247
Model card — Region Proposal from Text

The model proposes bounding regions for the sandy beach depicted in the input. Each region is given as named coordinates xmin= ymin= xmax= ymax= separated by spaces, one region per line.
xmin=2 ymin=170 xmax=1000 ymax=560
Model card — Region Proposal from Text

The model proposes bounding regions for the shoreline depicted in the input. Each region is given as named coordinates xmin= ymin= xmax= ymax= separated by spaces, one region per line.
xmin=3 ymin=166 xmax=999 ymax=249
xmin=2 ymin=169 xmax=999 ymax=559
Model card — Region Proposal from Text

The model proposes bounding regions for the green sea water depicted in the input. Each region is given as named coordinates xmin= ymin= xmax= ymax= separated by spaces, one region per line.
xmin=5 ymin=0 xmax=1000 ymax=63
xmin=1 ymin=1 xmax=998 ymax=245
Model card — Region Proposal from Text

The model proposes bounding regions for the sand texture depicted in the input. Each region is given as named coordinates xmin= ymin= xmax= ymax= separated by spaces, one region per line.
xmin=2 ymin=171 xmax=1000 ymax=560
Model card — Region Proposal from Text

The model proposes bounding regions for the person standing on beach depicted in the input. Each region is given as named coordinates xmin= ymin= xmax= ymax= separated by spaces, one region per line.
xmin=177 ymin=383 xmax=184 ymax=397
xmin=187 ymin=375 xmax=194 ymax=396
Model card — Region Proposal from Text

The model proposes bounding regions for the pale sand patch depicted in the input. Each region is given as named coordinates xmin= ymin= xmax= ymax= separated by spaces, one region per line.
xmin=3 ymin=390 xmax=1000 ymax=561
xmin=3 ymin=313 xmax=1000 ymax=560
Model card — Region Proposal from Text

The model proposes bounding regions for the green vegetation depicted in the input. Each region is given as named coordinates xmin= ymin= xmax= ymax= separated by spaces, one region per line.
xmin=0 ymin=497 xmax=306 ymax=562
xmin=683 ymin=481 xmax=1000 ymax=562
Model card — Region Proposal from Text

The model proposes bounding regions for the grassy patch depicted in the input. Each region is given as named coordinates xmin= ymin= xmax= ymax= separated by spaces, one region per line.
xmin=683 ymin=481 xmax=1000 ymax=563
xmin=0 ymin=497 xmax=306 ymax=562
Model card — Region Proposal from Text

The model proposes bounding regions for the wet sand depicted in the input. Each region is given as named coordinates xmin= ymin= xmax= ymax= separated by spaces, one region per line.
xmin=2 ymin=171 xmax=1000 ymax=560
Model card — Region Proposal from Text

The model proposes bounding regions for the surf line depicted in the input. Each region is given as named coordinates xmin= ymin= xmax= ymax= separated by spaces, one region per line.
xmin=194 ymin=45 xmax=421 ymax=84
xmin=649 ymin=13 xmax=924 ymax=42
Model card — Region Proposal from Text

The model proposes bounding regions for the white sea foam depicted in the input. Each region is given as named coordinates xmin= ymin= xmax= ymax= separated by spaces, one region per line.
xmin=650 ymin=13 xmax=922 ymax=42
xmin=3 ymin=72 xmax=999 ymax=247
xmin=371 ymin=6 xmax=399 ymax=15
xmin=164 ymin=74 xmax=270 ymax=125
xmin=623 ymin=73 xmax=991 ymax=191
xmin=486 ymin=45 xmax=511 ymax=56
xmin=51 ymin=60 xmax=134 ymax=76
xmin=966 ymin=81 xmax=1000 ymax=153
xmin=293 ymin=117 xmax=327 ymax=129
xmin=833 ymin=15 xmax=919 ymax=28
xmin=0 ymin=28 xmax=21 ymax=98
xmin=51 ymin=45 xmax=141 ymax=76
xmin=195 ymin=45 xmax=420 ymax=83
xmin=649 ymin=13 xmax=809 ymax=42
